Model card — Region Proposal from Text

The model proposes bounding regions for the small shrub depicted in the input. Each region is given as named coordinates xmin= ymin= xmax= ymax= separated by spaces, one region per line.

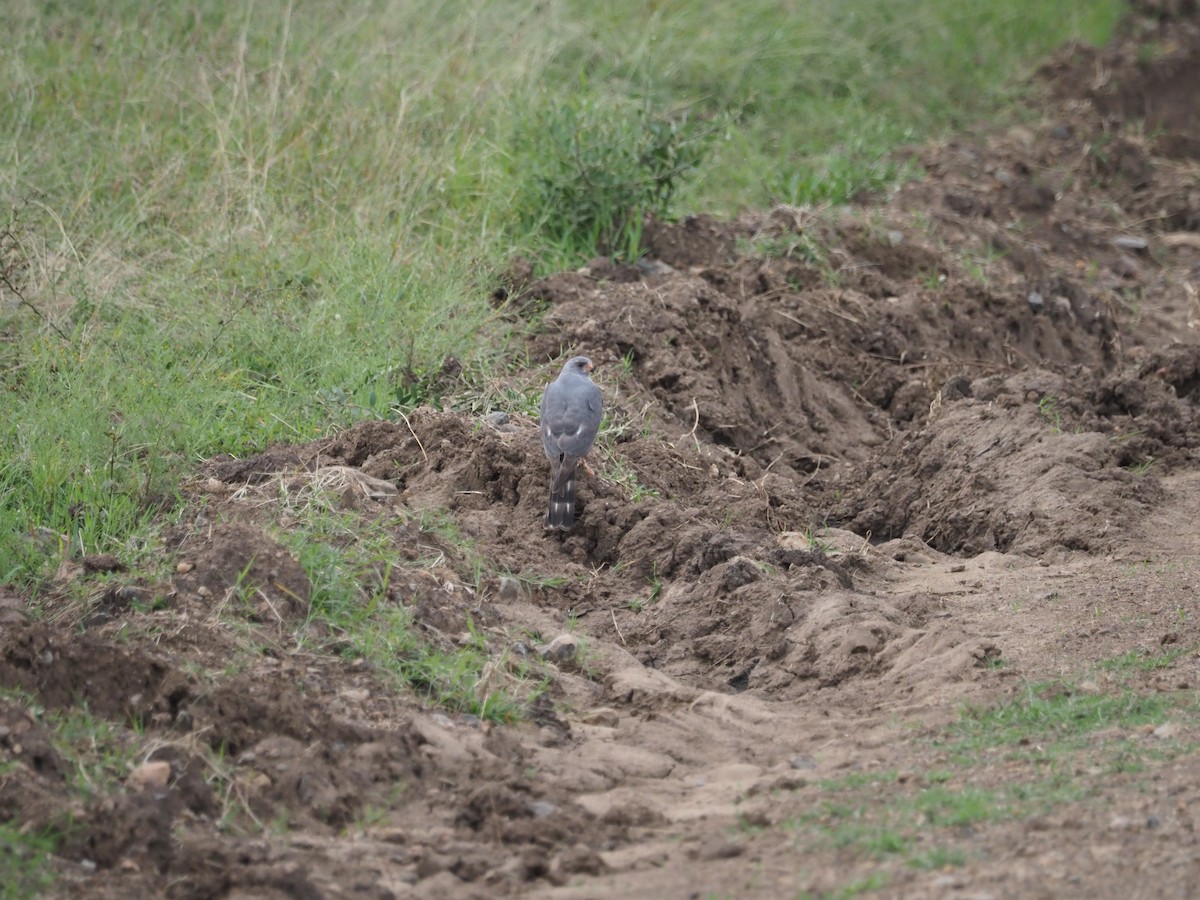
xmin=511 ymin=97 xmax=718 ymax=259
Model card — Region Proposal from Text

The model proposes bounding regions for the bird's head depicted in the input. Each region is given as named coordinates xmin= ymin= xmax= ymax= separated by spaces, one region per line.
xmin=564 ymin=356 xmax=594 ymax=376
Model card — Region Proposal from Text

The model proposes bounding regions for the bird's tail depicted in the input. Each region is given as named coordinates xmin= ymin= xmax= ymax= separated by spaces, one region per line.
xmin=546 ymin=456 xmax=579 ymax=530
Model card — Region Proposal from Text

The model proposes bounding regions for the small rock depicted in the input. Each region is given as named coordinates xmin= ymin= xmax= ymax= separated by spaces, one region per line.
xmin=1112 ymin=254 xmax=1141 ymax=279
xmin=940 ymin=374 xmax=973 ymax=401
xmin=540 ymin=634 xmax=578 ymax=664
xmin=1153 ymin=722 xmax=1180 ymax=740
xmin=635 ymin=257 xmax=676 ymax=277
xmin=197 ymin=585 xmax=212 ymax=598
xmin=483 ymin=411 xmax=510 ymax=428
xmin=1146 ymin=815 xmax=1161 ymax=829
xmin=1050 ymin=295 xmax=1075 ymax=319
xmin=1027 ymin=290 xmax=1044 ymax=312
xmin=82 ymin=554 xmax=124 ymax=574
xmin=371 ymin=827 xmax=408 ymax=845
xmin=529 ymin=800 xmax=559 ymax=818
xmin=886 ymin=230 xmax=904 ymax=246
xmin=340 ymin=688 xmax=369 ymax=703
xmin=175 ymin=561 xmax=194 ymax=574
xmin=789 ymin=755 xmax=818 ymax=770
xmin=496 ymin=576 xmax=522 ymax=602
xmin=127 ymin=761 xmax=171 ymax=791
xmin=932 ymin=874 xmax=966 ymax=889
xmin=739 ymin=808 xmax=772 ymax=829
xmin=579 ymin=707 xmax=619 ymax=728
xmin=1113 ymin=235 xmax=1149 ymax=251
xmin=1109 ymin=815 xmax=1138 ymax=830
xmin=696 ymin=838 xmax=743 ymax=861
xmin=1049 ymin=123 xmax=1072 ymax=140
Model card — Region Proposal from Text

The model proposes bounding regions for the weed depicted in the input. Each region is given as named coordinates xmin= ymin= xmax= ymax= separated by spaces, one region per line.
xmin=907 ymin=845 xmax=967 ymax=870
xmin=647 ymin=565 xmax=663 ymax=604
xmin=800 ymin=526 xmax=837 ymax=556
xmin=1037 ymin=395 xmax=1063 ymax=433
xmin=1131 ymin=456 xmax=1156 ymax=476
xmin=1099 ymin=647 xmax=1189 ymax=673
xmin=798 ymin=872 xmax=889 ymax=899
xmin=511 ymin=98 xmax=719 ymax=260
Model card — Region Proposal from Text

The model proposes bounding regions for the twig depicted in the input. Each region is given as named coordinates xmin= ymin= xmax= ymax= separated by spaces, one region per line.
xmin=256 ymin=587 xmax=284 ymax=625
xmin=396 ymin=407 xmax=429 ymax=462
xmin=0 ymin=202 xmax=77 ymax=348
xmin=684 ymin=397 xmax=701 ymax=451
xmin=610 ymin=607 xmax=626 ymax=645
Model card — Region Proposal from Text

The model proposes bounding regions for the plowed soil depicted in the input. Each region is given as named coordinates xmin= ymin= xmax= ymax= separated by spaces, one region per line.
xmin=6 ymin=5 xmax=1200 ymax=898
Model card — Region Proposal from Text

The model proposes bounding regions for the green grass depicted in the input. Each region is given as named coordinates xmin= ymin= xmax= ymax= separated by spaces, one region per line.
xmin=783 ymin=677 xmax=1191 ymax=887
xmin=0 ymin=0 xmax=1124 ymax=587
xmin=944 ymin=680 xmax=1177 ymax=761
xmin=1099 ymin=647 xmax=1191 ymax=672
xmin=275 ymin=489 xmax=536 ymax=722
xmin=0 ymin=823 xmax=57 ymax=900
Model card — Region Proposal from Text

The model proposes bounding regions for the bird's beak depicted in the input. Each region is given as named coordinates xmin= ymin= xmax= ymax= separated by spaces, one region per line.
xmin=585 ymin=361 xmax=594 ymax=372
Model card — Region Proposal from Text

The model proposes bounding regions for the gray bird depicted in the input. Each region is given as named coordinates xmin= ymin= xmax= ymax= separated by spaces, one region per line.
xmin=539 ymin=356 xmax=603 ymax=531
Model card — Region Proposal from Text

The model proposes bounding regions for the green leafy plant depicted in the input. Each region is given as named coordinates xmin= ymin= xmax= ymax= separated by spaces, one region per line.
xmin=512 ymin=97 xmax=718 ymax=259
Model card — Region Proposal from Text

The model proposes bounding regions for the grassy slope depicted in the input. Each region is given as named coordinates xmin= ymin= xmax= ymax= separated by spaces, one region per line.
xmin=0 ymin=0 xmax=1122 ymax=582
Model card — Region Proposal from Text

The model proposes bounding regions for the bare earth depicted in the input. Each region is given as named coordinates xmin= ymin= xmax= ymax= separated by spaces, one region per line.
xmin=4 ymin=7 xmax=1200 ymax=899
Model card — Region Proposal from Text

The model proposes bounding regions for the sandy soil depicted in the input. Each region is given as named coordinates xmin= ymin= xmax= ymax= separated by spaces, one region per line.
xmin=4 ymin=4 xmax=1200 ymax=898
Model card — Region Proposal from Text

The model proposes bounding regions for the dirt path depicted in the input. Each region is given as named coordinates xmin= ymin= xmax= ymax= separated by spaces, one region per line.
xmin=4 ymin=5 xmax=1200 ymax=899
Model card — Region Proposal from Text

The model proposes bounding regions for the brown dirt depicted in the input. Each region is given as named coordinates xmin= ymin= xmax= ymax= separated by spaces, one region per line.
xmin=6 ymin=6 xmax=1200 ymax=898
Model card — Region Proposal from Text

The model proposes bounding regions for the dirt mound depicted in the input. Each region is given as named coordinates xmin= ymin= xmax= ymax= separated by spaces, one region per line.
xmin=1045 ymin=4 xmax=1200 ymax=162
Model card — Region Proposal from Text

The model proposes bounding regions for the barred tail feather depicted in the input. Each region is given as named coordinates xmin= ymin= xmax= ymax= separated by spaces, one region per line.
xmin=546 ymin=458 xmax=578 ymax=530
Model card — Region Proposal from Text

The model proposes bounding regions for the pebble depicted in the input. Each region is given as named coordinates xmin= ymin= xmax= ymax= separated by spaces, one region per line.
xmin=371 ymin=827 xmax=408 ymax=845
xmin=497 ymin=576 xmax=522 ymax=602
xmin=528 ymin=800 xmax=559 ymax=818
xmin=540 ymin=634 xmax=578 ymax=663
xmin=636 ymin=257 xmax=676 ymax=277
xmin=1027 ymin=291 xmax=1044 ymax=312
xmin=579 ymin=707 xmax=619 ymax=728
xmin=1153 ymin=722 xmax=1180 ymax=740
xmin=1113 ymin=235 xmax=1149 ymax=251
xmin=932 ymin=874 xmax=966 ymax=889
xmin=175 ymin=561 xmax=194 ymax=574
xmin=483 ymin=411 xmax=510 ymax=428
xmin=789 ymin=755 xmax=818 ymax=770
xmin=696 ymin=838 xmax=743 ymax=860
xmin=127 ymin=761 xmax=171 ymax=791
